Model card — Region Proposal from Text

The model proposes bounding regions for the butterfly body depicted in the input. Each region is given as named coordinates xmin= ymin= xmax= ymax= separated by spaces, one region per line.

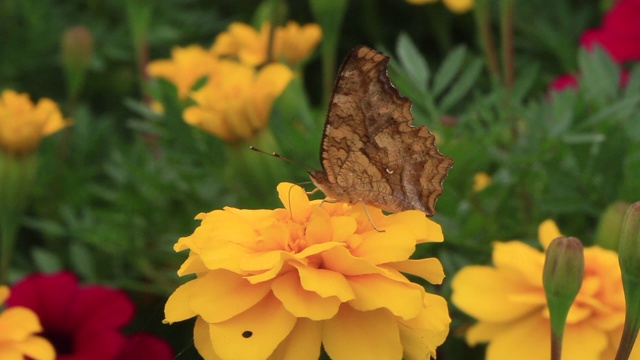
xmin=309 ymin=45 xmax=453 ymax=216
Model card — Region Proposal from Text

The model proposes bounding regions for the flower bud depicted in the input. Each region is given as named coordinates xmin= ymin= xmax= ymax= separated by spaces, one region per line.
xmin=619 ymin=201 xmax=640 ymax=280
xmin=543 ymin=236 xmax=584 ymax=359
xmin=595 ymin=201 xmax=629 ymax=250
xmin=543 ymin=236 xmax=585 ymax=301
xmin=615 ymin=201 xmax=640 ymax=360
xmin=61 ymin=26 xmax=93 ymax=69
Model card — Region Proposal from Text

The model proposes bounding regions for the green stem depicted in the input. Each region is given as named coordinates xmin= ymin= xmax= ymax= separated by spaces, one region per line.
xmin=499 ymin=0 xmax=515 ymax=88
xmin=474 ymin=0 xmax=500 ymax=81
xmin=0 ymin=216 xmax=18 ymax=285
xmin=310 ymin=0 xmax=348 ymax=107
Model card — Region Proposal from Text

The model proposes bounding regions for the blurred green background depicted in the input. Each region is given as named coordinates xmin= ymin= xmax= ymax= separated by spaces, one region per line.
xmin=2 ymin=0 xmax=639 ymax=358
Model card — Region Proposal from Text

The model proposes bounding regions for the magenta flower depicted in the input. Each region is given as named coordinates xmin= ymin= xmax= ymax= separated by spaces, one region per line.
xmin=580 ymin=0 xmax=640 ymax=63
xmin=6 ymin=271 xmax=172 ymax=360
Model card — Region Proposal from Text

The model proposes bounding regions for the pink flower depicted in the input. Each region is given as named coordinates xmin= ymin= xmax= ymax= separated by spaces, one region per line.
xmin=580 ymin=0 xmax=640 ymax=63
xmin=6 ymin=272 xmax=172 ymax=360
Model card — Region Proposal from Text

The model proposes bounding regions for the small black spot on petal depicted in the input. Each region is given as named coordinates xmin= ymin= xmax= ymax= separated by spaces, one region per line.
xmin=242 ymin=331 xmax=253 ymax=338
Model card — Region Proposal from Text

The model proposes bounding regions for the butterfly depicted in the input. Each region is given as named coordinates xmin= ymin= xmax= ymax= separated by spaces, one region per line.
xmin=308 ymin=45 xmax=453 ymax=216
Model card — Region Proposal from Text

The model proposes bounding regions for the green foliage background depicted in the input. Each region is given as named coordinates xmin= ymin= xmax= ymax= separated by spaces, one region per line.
xmin=2 ymin=0 xmax=639 ymax=358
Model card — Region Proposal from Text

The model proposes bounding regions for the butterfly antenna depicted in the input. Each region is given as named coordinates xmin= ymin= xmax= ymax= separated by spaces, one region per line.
xmin=249 ymin=146 xmax=316 ymax=172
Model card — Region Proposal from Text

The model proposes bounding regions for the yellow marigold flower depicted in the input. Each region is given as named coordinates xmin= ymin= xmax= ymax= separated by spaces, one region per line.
xmin=273 ymin=21 xmax=322 ymax=66
xmin=406 ymin=0 xmax=474 ymax=14
xmin=0 ymin=90 xmax=70 ymax=154
xmin=146 ymin=45 xmax=218 ymax=99
xmin=472 ymin=171 xmax=491 ymax=192
xmin=451 ymin=219 xmax=640 ymax=360
xmin=0 ymin=286 xmax=55 ymax=360
xmin=211 ymin=21 xmax=322 ymax=67
xmin=183 ymin=61 xmax=292 ymax=143
xmin=165 ymin=183 xmax=450 ymax=360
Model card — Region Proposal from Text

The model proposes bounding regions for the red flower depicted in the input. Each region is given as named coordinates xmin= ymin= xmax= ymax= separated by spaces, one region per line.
xmin=580 ymin=0 xmax=640 ymax=63
xmin=6 ymin=272 xmax=172 ymax=360
xmin=118 ymin=333 xmax=174 ymax=360
xmin=549 ymin=73 xmax=579 ymax=92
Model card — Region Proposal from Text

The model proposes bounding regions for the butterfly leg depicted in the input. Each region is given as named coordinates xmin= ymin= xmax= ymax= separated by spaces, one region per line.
xmin=360 ymin=200 xmax=385 ymax=232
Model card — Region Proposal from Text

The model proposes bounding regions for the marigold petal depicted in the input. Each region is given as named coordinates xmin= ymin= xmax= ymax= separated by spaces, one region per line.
xmin=442 ymin=0 xmax=474 ymax=13
xmin=194 ymin=317 xmax=222 ymax=360
xmin=0 ymin=286 xmax=8 ymax=303
xmin=0 ymin=307 xmax=42 ymax=340
xmin=15 ymin=336 xmax=55 ymax=360
xmin=562 ymin=323 xmax=608 ymax=360
xmin=209 ymin=293 xmax=296 ymax=360
xmin=177 ymin=252 xmax=207 ymax=276
xmin=305 ymin=208 xmax=333 ymax=246
xmin=319 ymin=245 xmax=385 ymax=276
xmin=272 ymin=271 xmax=341 ymax=320
xmin=483 ymin=315 xmax=549 ymax=360
xmin=330 ymin=216 xmax=357 ymax=243
xmin=0 ymin=347 xmax=22 ymax=360
xmin=539 ymin=219 xmax=562 ymax=249
xmin=268 ymin=318 xmax=322 ymax=360
xmin=383 ymin=210 xmax=444 ymax=244
xmin=164 ymin=281 xmax=198 ymax=324
xmin=294 ymin=264 xmax=355 ymax=301
xmin=466 ymin=321 xmax=510 ymax=345
xmin=388 ymin=258 xmax=445 ymax=284
xmin=451 ymin=266 xmax=545 ymax=322
xmin=347 ymin=274 xmax=424 ymax=320
xmin=351 ymin=228 xmax=417 ymax=265
xmin=492 ymin=241 xmax=544 ymax=287
xmin=243 ymin=251 xmax=304 ymax=284
xmin=398 ymin=293 xmax=450 ymax=359
xmin=190 ymin=270 xmax=272 ymax=323
xmin=277 ymin=183 xmax=311 ymax=221
xmin=323 ymin=305 xmax=402 ymax=360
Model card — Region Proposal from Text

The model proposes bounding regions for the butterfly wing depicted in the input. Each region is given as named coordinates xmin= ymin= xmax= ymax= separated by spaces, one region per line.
xmin=315 ymin=45 xmax=453 ymax=215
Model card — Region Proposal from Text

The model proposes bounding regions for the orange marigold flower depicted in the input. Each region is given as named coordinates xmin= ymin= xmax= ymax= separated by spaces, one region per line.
xmin=451 ymin=219 xmax=640 ymax=360
xmin=0 ymin=90 xmax=70 ymax=154
xmin=182 ymin=61 xmax=292 ymax=143
xmin=164 ymin=183 xmax=450 ymax=360
xmin=211 ymin=21 xmax=322 ymax=67
xmin=0 ymin=286 xmax=55 ymax=360
xmin=406 ymin=0 xmax=474 ymax=14
xmin=146 ymin=45 xmax=219 ymax=99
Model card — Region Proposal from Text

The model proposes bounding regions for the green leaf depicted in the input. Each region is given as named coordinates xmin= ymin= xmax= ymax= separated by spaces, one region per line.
xmin=440 ymin=58 xmax=482 ymax=112
xmin=32 ymin=248 xmax=62 ymax=273
xmin=396 ymin=33 xmax=430 ymax=89
xmin=70 ymin=243 xmax=97 ymax=281
xmin=432 ymin=46 xmax=467 ymax=97
xmin=548 ymin=90 xmax=577 ymax=138
xmin=578 ymin=46 xmax=619 ymax=102
xmin=512 ymin=63 xmax=541 ymax=102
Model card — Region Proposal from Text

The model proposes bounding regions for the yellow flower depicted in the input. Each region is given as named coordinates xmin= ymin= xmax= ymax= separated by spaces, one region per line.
xmin=452 ymin=219 xmax=640 ymax=360
xmin=0 ymin=90 xmax=70 ymax=154
xmin=146 ymin=45 xmax=219 ymax=99
xmin=165 ymin=183 xmax=450 ymax=360
xmin=406 ymin=0 xmax=474 ymax=14
xmin=272 ymin=21 xmax=323 ymax=66
xmin=0 ymin=286 xmax=55 ymax=360
xmin=211 ymin=21 xmax=322 ymax=67
xmin=183 ymin=61 xmax=292 ymax=143
xmin=472 ymin=171 xmax=491 ymax=192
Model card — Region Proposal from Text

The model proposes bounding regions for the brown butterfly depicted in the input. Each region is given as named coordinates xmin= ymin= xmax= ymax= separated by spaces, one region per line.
xmin=308 ymin=45 xmax=453 ymax=216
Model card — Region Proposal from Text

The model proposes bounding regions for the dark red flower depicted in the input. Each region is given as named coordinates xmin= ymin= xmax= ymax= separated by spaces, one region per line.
xmin=580 ymin=0 xmax=640 ymax=63
xmin=549 ymin=73 xmax=579 ymax=92
xmin=6 ymin=272 xmax=172 ymax=360
xmin=118 ymin=333 xmax=174 ymax=360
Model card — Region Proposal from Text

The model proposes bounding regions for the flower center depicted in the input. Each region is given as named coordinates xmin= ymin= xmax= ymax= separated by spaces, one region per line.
xmin=43 ymin=330 xmax=74 ymax=355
